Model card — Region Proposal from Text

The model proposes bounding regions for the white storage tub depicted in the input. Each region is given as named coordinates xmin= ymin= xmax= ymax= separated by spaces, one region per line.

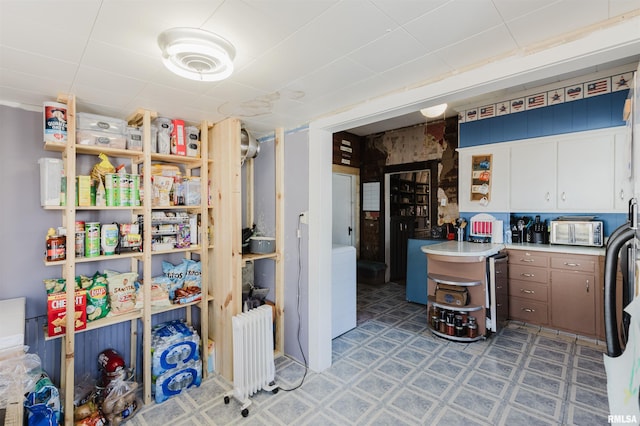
xmin=77 ymin=112 xmax=127 ymax=134
xmin=77 ymin=130 xmax=126 ymax=149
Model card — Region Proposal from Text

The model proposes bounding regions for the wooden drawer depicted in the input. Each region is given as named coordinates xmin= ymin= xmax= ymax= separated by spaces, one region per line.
xmin=550 ymin=256 xmax=596 ymax=273
xmin=508 ymin=279 xmax=548 ymax=302
xmin=509 ymin=297 xmax=548 ymax=324
xmin=508 ymin=250 xmax=549 ymax=268
xmin=509 ymin=264 xmax=549 ymax=284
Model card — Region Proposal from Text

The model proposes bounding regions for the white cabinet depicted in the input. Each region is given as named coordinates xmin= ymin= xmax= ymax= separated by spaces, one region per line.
xmin=509 ymin=139 xmax=556 ymax=212
xmin=614 ymin=129 xmax=634 ymax=211
xmin=509 ymin=127 xmax=625 ymax=213
xmin=556 ymin=134 xmax=613 ymax=211
xmin=458 ymin=143 xmax=510 ymax=212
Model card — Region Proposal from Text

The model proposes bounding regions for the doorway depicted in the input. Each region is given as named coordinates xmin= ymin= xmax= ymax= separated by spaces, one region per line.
xmin=384 ymin=161 xmax=438 ymax=283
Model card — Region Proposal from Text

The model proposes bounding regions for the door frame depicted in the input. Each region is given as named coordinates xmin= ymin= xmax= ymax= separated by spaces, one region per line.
xmin=384 ymin=161 xmax=438 ymax=282
xmin=332 ymin=164 xmax=360 ymax=256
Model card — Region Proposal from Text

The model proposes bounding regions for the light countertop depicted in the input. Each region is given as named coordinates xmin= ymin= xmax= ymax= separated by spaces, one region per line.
xmin=420 ymin=240 xmax=606 ymax=257
xmin=420 ymin=241 xmax=505 ymax=257
xmin=420 ymin=240 xmax=605 ymax=257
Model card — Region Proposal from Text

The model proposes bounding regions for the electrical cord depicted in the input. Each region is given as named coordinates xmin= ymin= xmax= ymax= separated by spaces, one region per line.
xmin=279 ymin=213 xmax=309 ymax=391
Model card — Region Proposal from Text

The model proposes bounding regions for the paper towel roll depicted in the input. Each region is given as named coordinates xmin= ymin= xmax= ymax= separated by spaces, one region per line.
xmin=492 ymin=220 xmax=503 ymax=243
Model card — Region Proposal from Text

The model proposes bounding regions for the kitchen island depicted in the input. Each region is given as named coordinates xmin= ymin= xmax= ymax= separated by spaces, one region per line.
xmin=421 ymin=241 xmax=505 ymax=341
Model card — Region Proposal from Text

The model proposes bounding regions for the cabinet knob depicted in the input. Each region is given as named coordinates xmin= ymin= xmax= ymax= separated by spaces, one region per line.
xmin=561 ymin=192 xmax=566 ymax=201
xmin=564 ymin=262 xmax=579 ymax=267
xmin=521 ymin=289 xmax=535 ymax=294
xmin=521 ymin=258 xmax=534 ymax=263
xmin=522 ymin=308 xmax=536 ymax=313
xmin=521 ymin=273 xmax=534 ymax=277
xmin=545 ymin=192 xmax=550 ymax=202
xmin=620 ymin=189 xmax=625 ymax=200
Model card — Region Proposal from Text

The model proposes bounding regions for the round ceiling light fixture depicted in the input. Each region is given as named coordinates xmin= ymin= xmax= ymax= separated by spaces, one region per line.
xmin=420 ymin=103 xmax=447 ymax=118
xmin=158 ymin=27 xmax=236 ymax=82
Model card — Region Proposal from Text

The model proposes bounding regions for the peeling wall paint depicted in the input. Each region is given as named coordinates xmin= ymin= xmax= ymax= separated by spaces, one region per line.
xmin=360 ymin=117 xmax=459 ymax=262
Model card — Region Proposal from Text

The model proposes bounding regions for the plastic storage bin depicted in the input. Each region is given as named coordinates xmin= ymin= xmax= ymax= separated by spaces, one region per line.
xmin=77 ymin=112 xmax=127 ymax=134
xmin=38 ymin=157 xmax=63 ymax=206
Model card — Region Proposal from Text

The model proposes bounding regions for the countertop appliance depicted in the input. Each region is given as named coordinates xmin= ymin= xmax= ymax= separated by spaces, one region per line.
xmin=549 ymin=217 xmax=603 ymax=247
xmin=331 ymin=244 xmax=356 ymax=339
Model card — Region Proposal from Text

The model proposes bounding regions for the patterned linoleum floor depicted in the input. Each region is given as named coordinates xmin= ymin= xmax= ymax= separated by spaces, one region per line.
xmin=129 ymin=281 xmax=610 ymax=425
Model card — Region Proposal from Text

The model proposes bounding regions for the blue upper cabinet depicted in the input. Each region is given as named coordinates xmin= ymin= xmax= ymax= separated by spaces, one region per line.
xmin=460 ymin=90 xmax=628 ymax=148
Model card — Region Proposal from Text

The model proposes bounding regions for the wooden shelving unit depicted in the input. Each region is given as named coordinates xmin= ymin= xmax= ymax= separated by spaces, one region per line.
xmin=208 ymin=119 xmax=284 ymax=380
xmin=43 ymin=95 xmax=213 ymax=423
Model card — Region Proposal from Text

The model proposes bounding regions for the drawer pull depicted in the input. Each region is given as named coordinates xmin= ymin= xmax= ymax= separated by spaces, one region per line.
xmin=564 ymin=262 xmax=580 ymax=267
xmin=521 ymin=273 xmax=535 ymax=277
xmin=521 ymin=289 xmax=535 ymax=294
xmin=521 ymin=258 xmax=535 ymax=263
xmin=522 ymin=308 xmax=536 ymax=313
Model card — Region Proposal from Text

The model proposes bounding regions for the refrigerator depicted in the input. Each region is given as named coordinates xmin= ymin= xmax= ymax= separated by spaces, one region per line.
xmin=603 ymin=65 xmax=640 ymax=425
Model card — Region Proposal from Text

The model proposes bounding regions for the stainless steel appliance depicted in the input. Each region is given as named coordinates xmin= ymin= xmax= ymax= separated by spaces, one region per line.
xmin=603 ymin=62 xmax=639 ymax=424
xmin=487 ymin=251 xmax=508 ymax=333
xmin=549 ymin=218 xmax=603 ymax=247
xmin=603 ymin=200 xmax=640 ymax=423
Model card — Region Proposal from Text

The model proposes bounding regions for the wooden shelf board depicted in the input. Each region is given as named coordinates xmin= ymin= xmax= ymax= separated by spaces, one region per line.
xmin=45 ymin=309 xmax=142 ymax=341
xmin=428 ymin=273 xmax=482 ymax=286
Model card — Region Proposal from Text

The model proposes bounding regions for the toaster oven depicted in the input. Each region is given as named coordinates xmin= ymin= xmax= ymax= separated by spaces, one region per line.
xmin=549 ymin=219 xmax=603 ymax=247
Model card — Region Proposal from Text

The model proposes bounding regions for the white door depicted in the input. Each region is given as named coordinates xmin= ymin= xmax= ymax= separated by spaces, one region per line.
xmin=332 ymin=173 xmax=355 ymax=246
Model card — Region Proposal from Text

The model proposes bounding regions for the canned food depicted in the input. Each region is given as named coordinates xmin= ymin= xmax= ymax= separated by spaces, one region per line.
xmin=446 ymin=322 xmax=455 ymax=336
xmin=46 ymin=235 xmax=66 ymax=261
xmin=85 ymin=222 xmax=100 ymax=257
xmin=468 ymin=323 xmax=478 ymax=338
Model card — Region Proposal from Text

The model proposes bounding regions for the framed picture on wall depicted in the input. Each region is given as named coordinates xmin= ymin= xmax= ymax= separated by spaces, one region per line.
xmin=470 ymin=154 xmax=492 ymax=203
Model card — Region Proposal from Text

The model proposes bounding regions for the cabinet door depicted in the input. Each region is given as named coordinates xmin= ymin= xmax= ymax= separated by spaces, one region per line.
xmin=550 ymin=270 xmax=595 ymax=335
xmin=614 ymin=129 xmax=633 ymax=212
xmin=509 ymin=139 xmax=556 ymax=212
xmin=556 ymin=134 xmax=614 ymax=211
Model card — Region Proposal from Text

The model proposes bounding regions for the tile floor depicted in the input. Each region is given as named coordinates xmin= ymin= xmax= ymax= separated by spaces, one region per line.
xmin=130 ymin=281 xmax=610 ymax=425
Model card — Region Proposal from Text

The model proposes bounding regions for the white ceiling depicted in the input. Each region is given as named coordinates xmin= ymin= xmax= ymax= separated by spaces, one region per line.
xmin=1 ymin=0 xmax=640 ymax=138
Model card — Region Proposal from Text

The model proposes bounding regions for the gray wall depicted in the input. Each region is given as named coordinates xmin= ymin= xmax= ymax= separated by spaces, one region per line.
xmin=1 ymin=105 xmax=55 ymax=317
xmin=254 ymin=129 xmax=310 ymax=364
xmin=1 ymin=105 xmax=311 ymax=384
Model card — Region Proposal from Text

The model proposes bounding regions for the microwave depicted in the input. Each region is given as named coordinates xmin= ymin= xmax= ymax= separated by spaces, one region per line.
xmin=549 ymin=220 xmax=603 ymax=247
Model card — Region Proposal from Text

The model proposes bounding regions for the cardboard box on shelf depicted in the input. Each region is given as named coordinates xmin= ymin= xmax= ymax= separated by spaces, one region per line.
xmin=47 ymin=290 xmax=87 ymax=337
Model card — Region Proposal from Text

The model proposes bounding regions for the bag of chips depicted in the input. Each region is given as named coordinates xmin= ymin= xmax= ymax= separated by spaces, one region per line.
xmin=105 ymin=271 xmax=137 ymax=315
xmin=86 ymin=272 xmax=110 ymax=321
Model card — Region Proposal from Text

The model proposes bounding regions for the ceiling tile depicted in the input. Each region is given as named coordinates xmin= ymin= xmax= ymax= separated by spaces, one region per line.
xmin=283 ymin=57 xmax=375 ymax=100
xmin=370 ymin=0 xmax=449 ymax=25
xmin=435 ymin=25 xmax=518 ymax=70
xmin=404 ymin=0 xmax=503 ymax=52
xmin=348 ymin=28 xmax=429 ymax=73
xmin=0 ymin=47 xmax=78 ymax=83
xmin=505 ymin=1 xmax=608 ymax=47
xmin=0 ymin=1 xmax=99 ymax=62
xmin=491 ymin=0 xmax=557 ymax=21
xmin=300 ymin=0 xmax=399 ymax=56
xmin=0 ymin=68 xmax=72 ymax=102
xmin=81 ymin=40 xmax=162 ymax=82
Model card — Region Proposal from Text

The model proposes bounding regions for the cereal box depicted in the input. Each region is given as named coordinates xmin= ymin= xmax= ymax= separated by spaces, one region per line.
xmin=47 ymin=290 xmax=87 ymax=337
xmin=170 ymin=119 xmax=186 ymax=156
